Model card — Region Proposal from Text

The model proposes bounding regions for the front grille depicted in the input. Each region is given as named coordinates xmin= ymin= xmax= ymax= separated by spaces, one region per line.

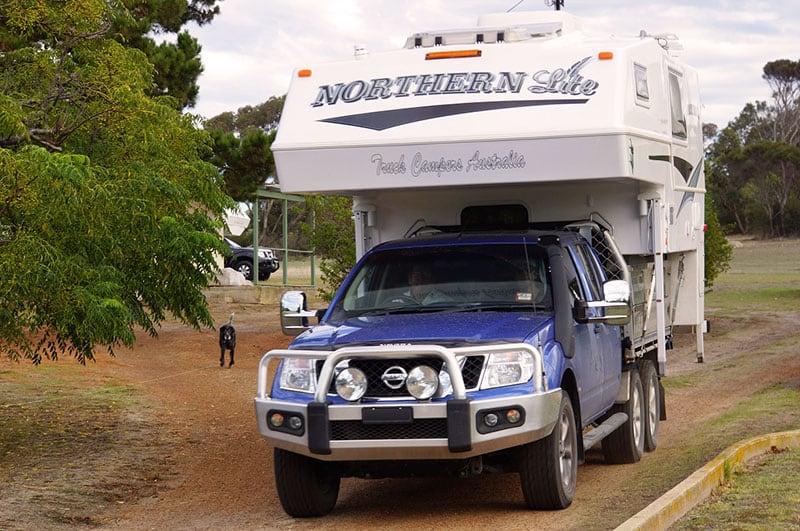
xmin=330 ymin=419 xmax=448 ymax=440
xmin=317 ymin=355 xmax=485 ymax=398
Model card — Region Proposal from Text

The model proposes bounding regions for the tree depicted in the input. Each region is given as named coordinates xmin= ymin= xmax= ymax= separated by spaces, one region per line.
xmin=301 ymin=196 xmax=356 ymax=301
xmin=762 ymin=59 xmax=800 ymax=146
xmin=111 ymin=0 xmax=221 ymax=110
xmin=706 ymin=71 xmax=800 ymax=238
xmin=0 ymin=0 xmax=232 ymax=363
xmin=205 ymin=97 xmax=286 ymax=248
xmin=208 ymin=128 xmax=276 ymax=201
xmin=205 ymin=96 xmax=285 ymax=135
xmin=740 ymin=141 xmax=800 ymax=236
xmin=704 ymin=194 xmax=733 ymax=288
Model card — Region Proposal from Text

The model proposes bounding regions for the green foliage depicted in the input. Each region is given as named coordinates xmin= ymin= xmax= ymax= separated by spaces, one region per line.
xmin=205 ymin=96 xmax=285 ymax=134
xmin=706 ymin=58 xmax=800 ymax=238
xmin=148 ymin=31 xmax=204 ymax=109
xmin=0 ymin=1 xmax=232 ymax=363
xmin=111 ymin=0 xmax=220 ymax=109
xmin=207 ymin=128 xmax=276 ymax=201
xmin=300 ymin=196 xmax=355 ymax=301
xmin=704 ymin=194 xmax=733 ymax=287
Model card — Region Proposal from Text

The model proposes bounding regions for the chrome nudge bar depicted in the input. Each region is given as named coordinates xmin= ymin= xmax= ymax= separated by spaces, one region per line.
xmin=256 ymin=343 xmax=546 ymax=401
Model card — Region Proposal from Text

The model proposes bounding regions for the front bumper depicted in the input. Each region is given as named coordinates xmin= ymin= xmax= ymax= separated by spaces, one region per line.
xmin=254 ymin=344 xmax=562 ymax=461
xmin=258 ymin=258 xmax=280 ymax=274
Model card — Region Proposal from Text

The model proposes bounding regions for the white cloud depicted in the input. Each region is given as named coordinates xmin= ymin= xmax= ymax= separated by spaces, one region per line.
xmin=187 ymin=0 xmax=800 ymax=128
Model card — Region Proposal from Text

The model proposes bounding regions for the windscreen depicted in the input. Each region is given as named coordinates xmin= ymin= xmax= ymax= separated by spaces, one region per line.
xmin=329 ymin=242 xmax=552 ymax=319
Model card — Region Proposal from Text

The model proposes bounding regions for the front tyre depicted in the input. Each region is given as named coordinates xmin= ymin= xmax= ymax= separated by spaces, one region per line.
xmin=640 ymin=360 xmax=660 ymax=452
xmin=603 ymin=368 xmax=645 ymax=464
xmin=274 ymin=448 xmax=340 ymax=517
xmin=234 ymin=259 xmax=254 ymax=281
xmin=519 ymin=393 xmax=577 ymax=509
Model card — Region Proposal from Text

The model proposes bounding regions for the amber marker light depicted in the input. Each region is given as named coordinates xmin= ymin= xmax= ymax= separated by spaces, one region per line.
xmin=297 ymin=69 xmax=312 ymax=77
xmin=425 ymin=49 xmax=482 ymax=60
xmin=598 ymin=51 xmax=614 ymax=60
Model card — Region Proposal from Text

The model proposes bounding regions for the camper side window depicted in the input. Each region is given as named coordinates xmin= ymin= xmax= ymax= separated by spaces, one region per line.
xmin=634 ymin=63 xmax=649 ymax=102
xmin=669 ymin=71 xmax=687 ymax=140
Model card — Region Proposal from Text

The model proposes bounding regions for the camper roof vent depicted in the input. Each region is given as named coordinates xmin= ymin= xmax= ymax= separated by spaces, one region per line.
xmin=404 ymin=22 xmax=562 ymax=48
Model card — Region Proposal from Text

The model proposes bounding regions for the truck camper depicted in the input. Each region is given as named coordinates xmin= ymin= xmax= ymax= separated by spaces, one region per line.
xmin=255 ymin=9 xmax=705 ymax=517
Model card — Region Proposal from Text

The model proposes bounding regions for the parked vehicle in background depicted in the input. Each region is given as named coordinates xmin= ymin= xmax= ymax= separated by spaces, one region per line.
xmin=224 ymin=238 xmax=279 ymax=281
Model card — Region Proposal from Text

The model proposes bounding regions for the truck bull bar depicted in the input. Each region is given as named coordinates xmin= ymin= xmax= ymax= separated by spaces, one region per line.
xmin=255 ymin=344 xmax=551 ymax=458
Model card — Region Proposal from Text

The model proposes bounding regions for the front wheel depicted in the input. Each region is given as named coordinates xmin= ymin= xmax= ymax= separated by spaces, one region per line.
xmin=234 ymin=259 xmax=253 ymax=281
xmin=519 ymin=393 xmax=577 ymax=509
xmin=274 ymin=448 xmax=340 ymax=517
xmin=603 ymin=368 xmax=645 ymax=464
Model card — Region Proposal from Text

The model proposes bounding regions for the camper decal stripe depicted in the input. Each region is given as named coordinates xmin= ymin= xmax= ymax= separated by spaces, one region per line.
xmin=319 ymin=99 xmax=588 ymax=131
xmin=650 ymin=155 xmax=704 ymax=217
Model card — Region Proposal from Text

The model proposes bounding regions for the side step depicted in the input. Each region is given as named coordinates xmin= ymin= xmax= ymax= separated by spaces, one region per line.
xmin=582 ymin=412 xmax=628 ymax=451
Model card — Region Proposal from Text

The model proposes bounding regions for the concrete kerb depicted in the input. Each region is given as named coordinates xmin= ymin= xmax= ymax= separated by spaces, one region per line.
xmin=616 ymin=429 xmax=800 ymax=530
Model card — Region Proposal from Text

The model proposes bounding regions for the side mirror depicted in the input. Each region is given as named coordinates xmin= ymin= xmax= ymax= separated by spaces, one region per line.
xmin=602 ymin=279 xmax=631 ymax=325
xmin=603 ymin=279 xmax=630 ymax=303
xmin=572 ymin=280 xmax=631 ymax=326
xmin=280 ymin=291 xmax=319 ymax=336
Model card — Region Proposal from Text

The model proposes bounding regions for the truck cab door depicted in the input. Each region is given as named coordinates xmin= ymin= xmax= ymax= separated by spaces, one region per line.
xmin=564 ymin=245 xmax=608 ymax=423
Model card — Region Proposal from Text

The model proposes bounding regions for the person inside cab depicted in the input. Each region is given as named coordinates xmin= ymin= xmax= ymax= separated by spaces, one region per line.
xmin=408 ymin=266 xmax=450 ymax=305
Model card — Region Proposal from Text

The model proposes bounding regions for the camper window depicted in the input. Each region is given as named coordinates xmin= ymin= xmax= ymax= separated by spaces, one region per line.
xmin=669 ymin=71 xmax=687 ymax=140
xmin=634 ymin=64 xmax=649 ymax=102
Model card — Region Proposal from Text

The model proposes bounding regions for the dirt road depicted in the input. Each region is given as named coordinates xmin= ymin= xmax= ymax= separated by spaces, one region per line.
xmin=98 ymin=297 xmax=799 ymax=530
xmin=3 ymin=293 xmax=800 ymax=530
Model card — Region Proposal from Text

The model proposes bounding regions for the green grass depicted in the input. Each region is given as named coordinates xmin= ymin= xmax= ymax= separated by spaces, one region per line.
xmin=670 ymin=238 xmax=800 ymax=528
xmin=706 ymin=240 xmax=800 ymax=315
xmin=260 ymin=253 xmax=322 ymax=286
xmin=673 ymin=447 xmax=800 ymax=529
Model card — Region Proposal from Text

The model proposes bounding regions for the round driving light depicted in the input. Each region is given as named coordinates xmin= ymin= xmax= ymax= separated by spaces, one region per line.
xmin=484 ymin=413 xmax=499 ymax=428
xmin=335 ymin=367 xmax=367 ymax=401
xmin=269 ymin=413 xmax=285 ymax=427
xmin=407 ymin=365 xmax=439 ymax=400
xmin=288 ymin=416 xmax=303 ymax=430
xmin=506 ymin=408 xmax=522 ymax=424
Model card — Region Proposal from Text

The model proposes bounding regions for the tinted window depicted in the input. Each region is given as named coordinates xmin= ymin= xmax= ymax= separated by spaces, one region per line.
xmin=329 ymin=243 xmax=553 ymax=320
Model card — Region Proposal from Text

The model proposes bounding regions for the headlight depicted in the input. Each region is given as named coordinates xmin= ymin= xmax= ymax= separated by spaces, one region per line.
xmin=279 ymin=358 xmax=317 ymax=393
xmin=406 ymin=365 xmax=439 ymax=400
xmin=335 ymin=367 xmax=367 ymax=401
xmin=481 ymin=351 xmax=535 ymax=389
xmin=434 ymin=356 xmax=466 ymax=398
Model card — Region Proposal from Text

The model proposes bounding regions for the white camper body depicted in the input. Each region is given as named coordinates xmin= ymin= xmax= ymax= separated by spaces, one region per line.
xmin=272 ymin=11 xmax=706 ymax=366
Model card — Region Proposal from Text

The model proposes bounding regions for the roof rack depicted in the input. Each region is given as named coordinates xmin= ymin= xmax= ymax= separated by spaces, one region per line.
xmin=404 ymin=22 xmax=563 ymax=48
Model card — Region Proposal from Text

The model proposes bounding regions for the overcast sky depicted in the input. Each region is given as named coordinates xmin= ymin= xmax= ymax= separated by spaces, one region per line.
xmin=186 ymin=0 xmax=800 ymax=128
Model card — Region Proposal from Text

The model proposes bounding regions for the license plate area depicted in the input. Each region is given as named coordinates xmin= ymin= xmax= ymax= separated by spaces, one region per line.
xmin=362 ymin=406 xmax=413 ymax=425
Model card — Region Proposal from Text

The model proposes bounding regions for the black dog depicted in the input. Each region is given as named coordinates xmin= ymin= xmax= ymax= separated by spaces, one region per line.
xmin=219 ymin=313 xmax=236 ymax=367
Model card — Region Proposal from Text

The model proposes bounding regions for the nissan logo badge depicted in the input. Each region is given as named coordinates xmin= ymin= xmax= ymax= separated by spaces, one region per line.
xmin=381 ymin=366 xmax=407 ymax=389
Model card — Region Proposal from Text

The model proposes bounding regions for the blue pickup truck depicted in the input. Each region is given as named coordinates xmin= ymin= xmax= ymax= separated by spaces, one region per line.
xmin=255 ymin=228 xmax=662 ymax=516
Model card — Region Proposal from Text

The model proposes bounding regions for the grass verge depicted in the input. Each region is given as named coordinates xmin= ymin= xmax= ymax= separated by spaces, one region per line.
xmin=0 ymin=363 xmax=176 ymax=529
xmin=672 ymin=446 xmax=800 ymax=529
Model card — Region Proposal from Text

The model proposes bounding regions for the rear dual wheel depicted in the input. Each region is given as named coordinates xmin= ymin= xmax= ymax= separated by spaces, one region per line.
xmin=640 ymin=360 xmax=660 ymax=452
xmin=603 ymin=369 xmax=645 ymax=464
